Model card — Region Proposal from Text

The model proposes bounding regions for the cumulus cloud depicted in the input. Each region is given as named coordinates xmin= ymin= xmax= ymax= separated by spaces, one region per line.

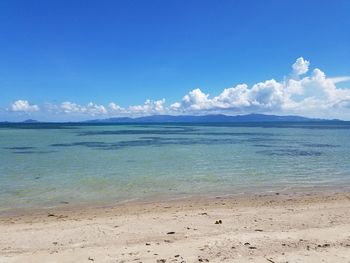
xmin=4 ymin=57 xmax=350 ymax=120
xmin=60 ymin=102 xmax=107 ymax=115
xmin=172 ymin=81 xmax=286 ymax=114
xmin=128 ymin=99 xmax=166 ymax=114
xmin=292 ymin=57 xmax=310 ymax=76
xmin=58 ymin=99 xmax=167 ymax=116
xmin=172 ymin=89 xmax=211 ymax=111
xmin=10 ymin=100 xmax=40 ymax=112
xmin=61 ymin=102 xmax=81 ymax=113
xmin=108 ymin=102 xmax=123 ymax=112
xmin=169 ymin=58 xmax=350 ymax=118
xmin=159 ymin=56 xmax=349 ymax=118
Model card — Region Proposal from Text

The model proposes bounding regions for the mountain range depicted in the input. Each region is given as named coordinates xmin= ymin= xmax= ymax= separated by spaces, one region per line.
xmin=86 ymin=114 xmax=330 ymax=123
xmin=1 ymin=114 xmax=343 ymax=124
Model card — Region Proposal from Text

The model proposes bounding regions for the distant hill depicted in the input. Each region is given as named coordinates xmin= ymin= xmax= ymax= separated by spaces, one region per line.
xmin=22 ymin=119 xmax=39 ymax=123
xmin=0 ymin=119 xmax=39 ymax=124
xmin=1 ymin=114 xmax=342 ymax=124
xmin=87 ymin=114 xmax=327 ymax=123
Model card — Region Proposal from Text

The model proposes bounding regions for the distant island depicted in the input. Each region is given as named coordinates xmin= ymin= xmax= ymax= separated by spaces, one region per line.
xmin=86 ymin=113 xmax=338 ymax=123
xmin=22 ymin=119 xmax=39 ymax=123
xmin=0 ymin=114 xmax=344 ymax=124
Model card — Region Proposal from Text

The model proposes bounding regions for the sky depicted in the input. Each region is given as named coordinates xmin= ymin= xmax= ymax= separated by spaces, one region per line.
xmin=1 ymin=0 xmax=350 ymax=121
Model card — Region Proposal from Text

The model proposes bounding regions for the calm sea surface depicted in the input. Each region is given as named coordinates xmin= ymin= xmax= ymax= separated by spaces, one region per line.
xmin=1 ymin=122 xmax=350 ymax=211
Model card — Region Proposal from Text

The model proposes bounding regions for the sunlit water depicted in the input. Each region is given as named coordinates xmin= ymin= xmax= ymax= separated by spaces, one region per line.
xmin=1 ymin=122 xmax=350 ymax=211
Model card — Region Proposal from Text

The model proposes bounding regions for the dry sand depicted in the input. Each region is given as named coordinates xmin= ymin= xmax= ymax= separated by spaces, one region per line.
xmin=0 ymin=192 xmax=350 ymax=263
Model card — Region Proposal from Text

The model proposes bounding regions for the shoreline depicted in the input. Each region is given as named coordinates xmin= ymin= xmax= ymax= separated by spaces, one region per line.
xmin=1 ymin=191 xmax=350 ymax=262
xmin=1 ymin=183 xmax=349 ymax=218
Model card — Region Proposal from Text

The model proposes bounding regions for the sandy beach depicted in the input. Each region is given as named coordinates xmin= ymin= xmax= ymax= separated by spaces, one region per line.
xmin=0 ymin=192 xmax=350 ymax=263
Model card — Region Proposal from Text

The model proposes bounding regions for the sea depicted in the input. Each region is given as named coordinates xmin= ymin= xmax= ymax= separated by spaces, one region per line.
xmin=1 ymin=122 xmax=350 ymax=211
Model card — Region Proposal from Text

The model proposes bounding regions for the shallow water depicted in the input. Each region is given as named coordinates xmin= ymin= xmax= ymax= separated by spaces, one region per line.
xmin=1 ymin=122 xmax=350 ymax=210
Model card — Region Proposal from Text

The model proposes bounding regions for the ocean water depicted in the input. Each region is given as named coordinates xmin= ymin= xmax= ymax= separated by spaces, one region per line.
xmin=1 ymin=122 xmax=350 ymax=211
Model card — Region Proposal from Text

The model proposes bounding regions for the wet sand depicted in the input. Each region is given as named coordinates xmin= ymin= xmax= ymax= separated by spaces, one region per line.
xmin=1 ymin=192 xmax=350 ymax=262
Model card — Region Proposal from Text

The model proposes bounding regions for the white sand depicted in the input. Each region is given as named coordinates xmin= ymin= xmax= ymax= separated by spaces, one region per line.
xmin=1 ymin=192 xmax=350 ymax=262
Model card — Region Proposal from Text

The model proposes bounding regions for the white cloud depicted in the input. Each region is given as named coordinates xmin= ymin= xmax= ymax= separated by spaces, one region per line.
xmin=58 ymin=99 xmax=168 ymax=117
xmin=170 ymin=89 xmax=211 ymax=111
xmin=172 ymin=83 xmax=285 ymax=114
xmin=213 ymin=84 xmax=250 ymax=108
xmin=329 ymin=76 xmax=350 ymax=84
xmin=249 ymin=79 xmax=286 ymax=109
xmin=10 ymin=100 xmax=40 ymax=112
xmin=127 ymin=99 xmax=166 ymax=115
xmin=168 ymin=58 xmax=350 ymax=118
xmin=60 ymin=102 xmax=107 ymax=116
xmin=292 ymin=57 xmax=310 ymax=76
xmin=61 ymin=101 xmax=81 ymax=113
xmin=4 ymin=57 xmax=350 ymax=120
xmin=108 ymin=102 xmax=124 ymax=112
xmin=86 ymin=102 xmax=107 ymax=115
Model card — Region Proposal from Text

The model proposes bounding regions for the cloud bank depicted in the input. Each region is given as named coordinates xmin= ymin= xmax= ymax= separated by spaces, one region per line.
xmin=10 ymin=100 xmax=40 ymax=112
xmin=3 ymin=57 xmax=350 ymax=120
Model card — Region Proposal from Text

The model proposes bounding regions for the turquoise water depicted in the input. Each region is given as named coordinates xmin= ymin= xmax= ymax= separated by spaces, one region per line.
xmin=0 ymin=122 xmax=350 ymax=211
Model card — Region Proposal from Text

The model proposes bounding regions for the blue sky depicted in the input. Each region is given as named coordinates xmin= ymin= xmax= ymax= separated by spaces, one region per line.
xmin=1 ymin=0 xmax=350 ymax=121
